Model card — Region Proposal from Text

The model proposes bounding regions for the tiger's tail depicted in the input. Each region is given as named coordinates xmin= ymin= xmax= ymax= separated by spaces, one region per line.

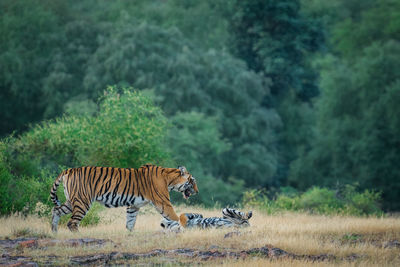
xmin=50 ymin=170 xmax=67 ymax=207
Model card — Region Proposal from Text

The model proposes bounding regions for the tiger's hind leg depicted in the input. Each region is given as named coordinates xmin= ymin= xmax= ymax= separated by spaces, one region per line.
xmin=67 ymin=200 xmax=91 ymax=232
xmin=51 ymin=201 xmax=72 ymax=232
xmin=126 ymin=206 xmax=140 ymax=231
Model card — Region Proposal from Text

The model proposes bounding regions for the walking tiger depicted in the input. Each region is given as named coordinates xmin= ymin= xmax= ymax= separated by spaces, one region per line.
xmin=50 ymin=164 xmax=198 ymax=232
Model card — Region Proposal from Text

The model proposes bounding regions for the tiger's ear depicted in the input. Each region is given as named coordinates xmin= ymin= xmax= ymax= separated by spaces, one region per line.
xmin=247 ymin=211 xmax=253 ymax=219
xmin=178 ymin=166 xmax=187 ymax=176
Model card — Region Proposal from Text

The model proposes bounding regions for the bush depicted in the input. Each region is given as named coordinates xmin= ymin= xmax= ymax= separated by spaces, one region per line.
xmin=0 ymin=140 xmax=14 ymax=214
xmin=0 ymin=156 xmax=55 ymax=215
xmin=18 ymin=87 xmax=169 ymax=168
xmin=341 ymin=184 xmax=382 ymax=216
xmin=298 ymin=187 xmax=341 ymax=214
xmin=244 ymin=185 xmax=383 ymax=216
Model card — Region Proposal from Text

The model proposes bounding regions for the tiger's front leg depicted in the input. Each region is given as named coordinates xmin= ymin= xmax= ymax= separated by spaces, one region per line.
xmin=157 ymin=202 xmax=179 ymax=222
xmin=126 ymin=206 xmax=140 ymax=231
xmin=153 ymin=201 xmax=184 ymax=232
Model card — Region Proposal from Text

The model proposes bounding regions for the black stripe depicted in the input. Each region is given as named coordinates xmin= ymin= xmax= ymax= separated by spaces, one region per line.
xmin=71 ymin=215 xmax=83 ymax=220
xmin=74 ymin=204 xmax=86 ymax=214
xmin=129 ymin=196 xmax=136 ymax=205
xmin=111 ymin=169 xmax=122 ymax=204
xmin=128 ymin=168 xmax=133 ymax=194
xmin=136 ymin=168 xmax=144 ymax=198
xmin=83 ymin=166 xmax=88 ymax=183
xmin=97 ymin=167 xmax=109 ymax=195
xmin=104 ymin=191 xmax=112 ymax=205
xmin=149 ymin=171 xmax=169 ymax=203
xmin=94 ymin=167 xmax=105 ymax=194
xmin=104 ymin=167 xmax=115 ymax=193
xmin=76 ymin=189 xmax=89 ymax=210
xmin=87 ymin=166 xmax=94 ymax=195
xmin=63 ymin=205 xmax=72 ymax=212
xmin=134 ymin=168 xmax=140 ymax=197
xmin=112 ymin=195 xmax=120 ymax=207
xmin=147 ymin=167 xmax=157 ymax=201
xmin=120 ymin=169 xmax=129 ymax=205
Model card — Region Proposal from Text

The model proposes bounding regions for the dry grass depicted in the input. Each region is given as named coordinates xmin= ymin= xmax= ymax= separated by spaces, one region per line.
xmin=1 ymin=205 xmax=399 ymax=266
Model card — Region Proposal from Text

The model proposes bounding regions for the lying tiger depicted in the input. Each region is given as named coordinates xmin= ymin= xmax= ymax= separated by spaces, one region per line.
xmin=160 ymin=208 xmax=252 ymax=232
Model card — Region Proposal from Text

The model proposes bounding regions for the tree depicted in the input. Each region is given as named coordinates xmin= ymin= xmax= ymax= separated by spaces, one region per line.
xmin=228 ymin=0 xmax=323 ymax=184
xmin=229 ymin=0 xmax=322 ymax=102
xmin=290 ymin=41 xmax=400 ymax=210
xmin=0 ymin=0 xmax=60 ymax=135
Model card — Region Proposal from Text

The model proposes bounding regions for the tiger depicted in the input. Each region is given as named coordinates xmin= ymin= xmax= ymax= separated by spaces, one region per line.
xmin=160 ymin=208 xmax=252 ymax=232
xmin=50 ymin=164 xmax=198 ymax=232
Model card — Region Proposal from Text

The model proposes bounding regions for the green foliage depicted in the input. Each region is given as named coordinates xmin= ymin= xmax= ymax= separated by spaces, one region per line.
xmin=332 ymin=0 xmax=400 ymax=58
xmin=0 ymin=141 xmax=14 ymax=214
xmin=0 ymin=0 xmax=61 ymax=135
xmin=172 ymin=175 xmax=245 ymax=208
xmin=18 ymin=87 xmax=168 ymax=168
xmin=0 ymin=141 xmax=55 ymax=215
xmin=244 ymin=186 xmax=383 ymax=216
xmin=228 ymin=0 xmax=324 ymax=186
xmin=168 ymin=112 xmax=230 ymax=176
xmin=229 ymin=0 xmax=323 ymax=101
xmin=290 ymin=41 xmax=400 ymax=210
xmin=108 ymin=0 xmax=230 ymax=50
xmin=291 ymin=0 xmax=400 ymax=210
xmin=168 ymin=112 xmax=245 ymax=206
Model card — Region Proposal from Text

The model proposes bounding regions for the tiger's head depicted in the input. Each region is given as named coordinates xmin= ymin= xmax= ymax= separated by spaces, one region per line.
xmin=167 ymin=166 xmax=198 ymax=200
xmin=222 ymin=208 xmax=252 ymax=227
xmin=160 ymin=218 xmax=181 ymax=232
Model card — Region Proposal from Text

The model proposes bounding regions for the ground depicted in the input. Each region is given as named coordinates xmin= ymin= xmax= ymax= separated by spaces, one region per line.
xmin=0 ymin=206 xmax=399 ymax=266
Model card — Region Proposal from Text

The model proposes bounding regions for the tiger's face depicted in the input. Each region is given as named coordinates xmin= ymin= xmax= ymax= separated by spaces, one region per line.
xmin=160 ymin=218 xmax=182 ymax=232
xmin=168 ymin=166 xmax=198 ymax=200
xmin=222 ymin=208 xmax=252 ymax=227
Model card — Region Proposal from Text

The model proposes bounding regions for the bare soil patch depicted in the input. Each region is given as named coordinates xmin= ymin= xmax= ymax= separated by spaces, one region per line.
xmin=0 ymin=237 xmax=366 ymax=266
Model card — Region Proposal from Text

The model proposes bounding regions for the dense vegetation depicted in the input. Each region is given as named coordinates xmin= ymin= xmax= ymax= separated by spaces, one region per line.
xmin=243 ymin=185 xmax=382 ymax=216
xmin=0 ymin=0 xmax=399 ymax=213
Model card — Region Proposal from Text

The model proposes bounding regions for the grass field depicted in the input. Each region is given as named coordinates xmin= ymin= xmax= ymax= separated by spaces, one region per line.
xmin=1 ymin=205 xmax=399 ymax=266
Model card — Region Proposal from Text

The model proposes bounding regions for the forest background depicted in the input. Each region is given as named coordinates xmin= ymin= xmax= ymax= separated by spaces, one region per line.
xmin=1 ymin=0 xmax=399 ymax=216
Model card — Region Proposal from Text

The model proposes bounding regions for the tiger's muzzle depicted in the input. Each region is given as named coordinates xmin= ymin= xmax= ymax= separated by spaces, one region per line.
xmin=181 ymin=177 xmax=198 ymax=200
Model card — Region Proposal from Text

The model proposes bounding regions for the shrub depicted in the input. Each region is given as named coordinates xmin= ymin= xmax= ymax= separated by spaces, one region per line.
xmin=0 ymin=140 xmax=55 ymax=215
xmin=18 ymin=87 xmax=169 ymax=168
xmin=0 ymin=140 xmax=14 ymax=214
xmin=341 ymin=184 xmax=382 ymax=216
xmin=298 ymin=187 xmax=341 ymax=214
xmin=244 ymin=185 xmax=383 ymax=216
